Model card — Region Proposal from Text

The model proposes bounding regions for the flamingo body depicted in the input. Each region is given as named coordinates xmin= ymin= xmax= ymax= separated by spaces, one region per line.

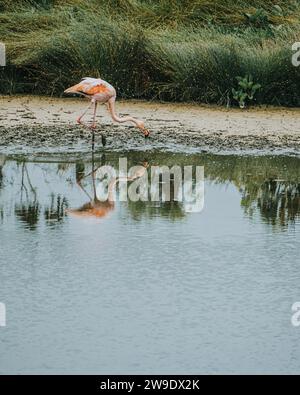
xmin=64 ymin=77 xmax=115 ymax=102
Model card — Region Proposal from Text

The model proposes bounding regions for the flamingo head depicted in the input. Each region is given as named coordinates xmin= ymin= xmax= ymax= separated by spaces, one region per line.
xmin=136 ymin=120 xmax=150 ymax=138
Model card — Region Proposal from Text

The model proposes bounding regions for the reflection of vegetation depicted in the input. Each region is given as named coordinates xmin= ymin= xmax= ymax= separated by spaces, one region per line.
xmin=6 ymin=160 xmax=71 ymax=229
xmin=125 ymin=169 xmax=186 ymax=221
xmin=126 ymin=200 xmax=185 ymax=221
xmin=44 ymin=194 xmax=68 ymax=224
xmin=200 ymin=155 xmax=300 ymax=229
xmin=15 ymin=202 xmax=40 ymax=230
xmin=0 ymin=154 xmax=6 ymax=190
xmin=75 ymin=162 xmax=85 ymax=183
xmin=241 ymin=180 xmax=300 ymax=227
xmin=0 ymin=156 xmax=6 ymax=222
xmin=20 ymin=161 xmax=37 ymax=199
xmin=14 ymin=162 xmax=40 ymax=230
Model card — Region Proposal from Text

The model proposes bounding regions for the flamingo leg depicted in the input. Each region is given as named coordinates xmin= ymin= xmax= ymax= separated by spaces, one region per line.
xmin=91 ymin=101 xmax=98 ymax=129
xmin=90 ymin=101 xmax=98 ymax=150
xmin=77 ymin=100 xmax=93 ymax=125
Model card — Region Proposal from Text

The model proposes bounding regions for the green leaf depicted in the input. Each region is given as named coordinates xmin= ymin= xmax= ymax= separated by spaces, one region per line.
xmin=238 ymin=81 xmax=248 ymax=89
xmin=252 ymin=83 xmax=261 ymax=90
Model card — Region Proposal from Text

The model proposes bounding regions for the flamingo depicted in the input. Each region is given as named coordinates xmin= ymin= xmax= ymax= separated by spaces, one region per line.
xmin=64 ymin=77 xmax=150 ymax=144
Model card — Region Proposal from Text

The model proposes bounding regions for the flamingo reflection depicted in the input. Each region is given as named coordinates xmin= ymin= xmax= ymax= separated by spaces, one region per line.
xmin=68 ymin=159 xmax=149 ymax=219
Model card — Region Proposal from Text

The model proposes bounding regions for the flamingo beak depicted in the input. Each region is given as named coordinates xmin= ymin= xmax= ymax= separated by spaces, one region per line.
xmin=143 ymin=128 xmax=150 ymax=138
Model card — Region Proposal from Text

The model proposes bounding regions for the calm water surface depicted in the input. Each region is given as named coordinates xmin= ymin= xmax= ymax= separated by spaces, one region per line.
xmin=0 ymin=151 xmax=300 ymax=374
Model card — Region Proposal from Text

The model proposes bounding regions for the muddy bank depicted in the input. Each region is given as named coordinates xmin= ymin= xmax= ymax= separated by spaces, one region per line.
xmin=0 ymin=96 xmax=300 ymax=154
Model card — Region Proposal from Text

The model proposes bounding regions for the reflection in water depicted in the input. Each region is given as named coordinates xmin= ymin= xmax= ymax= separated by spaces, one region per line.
xmin=241 ymin=179 xmax=300 ymax=227
xmin=69 ymin=158 xmax=151 ymax=219
xmin=70 ymin=157 xmax=192 ymax=220
xmin=69 ymin=159 xmax=115 ymax=219
xmin=126 ymin=165 xmax=187 ymax=221
xmin=44 ymin=194 xmax=68 ymax=224
xmin=0 ymin=154 xmax=5 ymax=189
xmin=126 ymin=171 xmax=186 ymax=221
xmin=0 ymin=155 xmax=6 ymax=222
xmin=8 ymin=162 xmax=69 ymax=229
xmin=1 ymin=151 xmax=300 ymax=374
xmin=200 ymin=154 xmax=300 ymax=229
xmin=71 ymin=154 xmax=115 ymax=218
xmin=15 ymin=202 xmax=40 ymax=230
xmin=0 ymin=152 xmax=299 ymax=229
xmin=14 ymin=162 xmax=40 ymax=230
xmin=126 ymin=199 xmax=186 ymax=221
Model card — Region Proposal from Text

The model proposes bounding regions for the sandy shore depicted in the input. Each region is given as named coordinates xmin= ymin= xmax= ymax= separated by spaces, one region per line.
xmin=0 ymin=95 xmax=300 ymax=154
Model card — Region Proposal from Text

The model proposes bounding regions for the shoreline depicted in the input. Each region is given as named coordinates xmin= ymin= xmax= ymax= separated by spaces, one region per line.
xmin=0 ymin=96 xmax=300 ymax=155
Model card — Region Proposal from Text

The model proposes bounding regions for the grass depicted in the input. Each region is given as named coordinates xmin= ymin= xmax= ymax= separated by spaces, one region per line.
xmin=1 ymin=0 xmax=300 ymax=106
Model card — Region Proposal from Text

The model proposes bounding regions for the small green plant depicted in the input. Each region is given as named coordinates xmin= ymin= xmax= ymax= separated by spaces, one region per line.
xmin=232 ymin=75 xmax=261 ymax=109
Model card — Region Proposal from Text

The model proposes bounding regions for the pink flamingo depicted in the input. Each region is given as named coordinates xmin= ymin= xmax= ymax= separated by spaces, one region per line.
xmin=64 ymin=77 xmax=150 ymax=140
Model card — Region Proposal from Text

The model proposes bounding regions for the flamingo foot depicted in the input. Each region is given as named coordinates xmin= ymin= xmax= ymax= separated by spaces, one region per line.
xmin=76 ymin=117 xmax=82 ymax=125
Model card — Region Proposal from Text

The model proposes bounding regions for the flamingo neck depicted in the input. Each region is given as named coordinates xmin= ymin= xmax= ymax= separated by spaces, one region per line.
xmin=108 ymin=98 xmax=141 ymax=128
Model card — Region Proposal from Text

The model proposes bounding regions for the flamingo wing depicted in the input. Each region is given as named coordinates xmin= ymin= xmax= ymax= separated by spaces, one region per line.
xmin=64 ymin=78 xmax=111 ymax=96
